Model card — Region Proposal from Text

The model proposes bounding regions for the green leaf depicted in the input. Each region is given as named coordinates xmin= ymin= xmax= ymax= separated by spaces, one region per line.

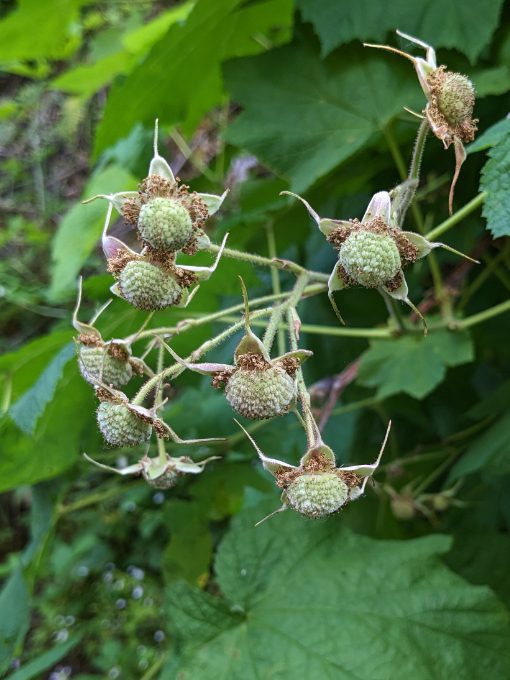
xmin=449 ymin=412 xmax=510 ymax=481
xmin=468 ymin=117 xmax=510 ymax=154
xmin=9 ymin=343 xmax=75 ymax=435
xmin=357 ymin=329 xmax=474 ymax=399
xmin=52 ymin=3 xmax=195 ymax=99
xmin=48 ymin=165 xmax=137 ymax=302
xmin=166 ymin=501 xmax=510 ymax=679
xmin=296 ymin=0 xmax=504 ymax=62
xmin=225 ymin=42 xmax=420 ymax=192
xmin=472 ymin=66 xmax=510 ymax=98
xmin=94 ymin=0 xmax=293 ymax=154
xmin=0 ymin=330 xmax=74 ymax=406
xmin=0 ymin=0 xmax=82 ymax=63
xmin=0 ymin=364 xmax=97 ymax=493
xmin=0 ymin=568 xmax=30 ymax=674
xmin=480 ymin=128 xmax=510 ymax=238
xmin=8 ymin=637 xmax=81 ymax=680
xmin=163 ymin=500 xmax=213 ymax=585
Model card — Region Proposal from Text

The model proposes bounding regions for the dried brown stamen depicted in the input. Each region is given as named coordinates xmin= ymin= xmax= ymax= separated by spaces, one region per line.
xmin=236 ymin=353 xmax=271 ymax=371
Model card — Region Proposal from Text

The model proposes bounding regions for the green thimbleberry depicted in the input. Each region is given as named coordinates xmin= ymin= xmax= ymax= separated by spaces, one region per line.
xmin=339 ymin=230 xmax=401 ymax=288
xmin=119 ymin=260 xmax=182 ymax=310
xmin=284 ymin=473 xmax=349 ymax=518
xmin=97 ymin=402 xmax=152 ymax=447
xmin=138 ymin=197 xmax=193 ymax=252
xmin=78 ymin=346 xmax=132 ymax=388
xmin=225 ymin=365 xmax=296 ymax=420
xmin=437 ymin=72 xmax=475 ymax=126
xmin=143 ymin=468 xmax=180 ymax=489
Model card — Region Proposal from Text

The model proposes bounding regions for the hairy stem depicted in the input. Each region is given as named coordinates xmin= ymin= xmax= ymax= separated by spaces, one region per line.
xmin=409 ymin=119 xmax=429 ymax=181
xmin=205 ymin=242 xmax=329 ymax=281
xmin=264 ymin=223 xmax=286 ymax=354
xmin=132 ymin=308 xmax=273 ymax=405
xmin=127 ymin=283 xmax=327 ymax=343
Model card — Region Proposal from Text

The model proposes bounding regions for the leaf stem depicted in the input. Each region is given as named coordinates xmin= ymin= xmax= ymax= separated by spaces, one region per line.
xmin=457 ymin=298 xmax=510 ymax=329
xmin=425 ymin=192 xmax=486 ymax=241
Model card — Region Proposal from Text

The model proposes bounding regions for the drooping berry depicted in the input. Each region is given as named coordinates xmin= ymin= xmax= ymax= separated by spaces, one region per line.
xmin=436 ymin=72 xmax=475 ymax=127
xmin=118 ymin=260 xmax=182 ymax=310
xmin=78 ymin=345 xmax=132 ymax=388
xmin=138 ymin=197 xmax=193 ymax=252
xmin=338 ymin=230 xmax=401 ymax=288
xmin=225 ymin=363 xmax=296 ymax=420
xmin=284 ymin=472 xmax=349 ymax=518
xmin=96 ymin=402 xmax=152 ymax=447
xmin=142 ymin=467 xmax=180 ymax=489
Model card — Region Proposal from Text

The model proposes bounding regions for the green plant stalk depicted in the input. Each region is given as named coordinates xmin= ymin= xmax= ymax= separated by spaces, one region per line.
xmin=384 ymin=122 xmax=426 ymax=232
xmin=458 ymin=245 xmax=510 ymax=310
xmin=381 ymin=289 xmax=407 ymax=333
xmin=409 ymin=119 xmax=429 ymax=181
xmin=205 ymin=241 xmax=329 ymax=281
xmin=287 ymin=306 xmax=314 ymax=442
xmin=132 ymin=308 xmax=273 ymax=405
xmin=264 ymin=223 xmax=286 ymax=354
xmin=425 ymin=192 xmax=486 ymax=241
xmin=128 ymin=283 xmax=327 ymax=343
xmin=457 ymin=298 xmax=510 ymax=329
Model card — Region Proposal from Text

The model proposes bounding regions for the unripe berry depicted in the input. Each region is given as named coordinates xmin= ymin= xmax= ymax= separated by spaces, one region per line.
xmin=118 ymin=260 xmax=182 ymax=310
xmin=143 ymin=468 xmax=179 ymax=489
xmin=78 ymin=346 xmax=132 ymax=388
xmin=436 ymin=73 xmax=475 ymax=126
xmin=390 ymin=496 xmax=416 ymax=520
xmin=285 ymin=473 xmax=349 ymax=518
xmin=225 ymin=365 xmax=296 ymax=419
xmin=97 ymin=402 xmax=151 ymax=447
xmin=138 ymin=197 xmax=193 ymax=252
xmin=339 ymin=230 xmax=401 ymax=288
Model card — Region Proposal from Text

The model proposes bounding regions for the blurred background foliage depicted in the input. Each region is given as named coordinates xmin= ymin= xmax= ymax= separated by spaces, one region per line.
xmin=0 ymin=0 xmax=510 ymax=678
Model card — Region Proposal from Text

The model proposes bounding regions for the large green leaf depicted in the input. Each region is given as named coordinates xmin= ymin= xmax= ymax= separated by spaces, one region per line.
xmin=9 ymin=343 xmax=75 ymax=435
xmin=0 ymin=330 xmax=74 ymax=406
xmin=480 ymin=128 xmax=510 ymax=238
xmin=51 ymin=3 xmax=194 ymax=99
xmin=0 ymin=364 xmax=97 ymax=493
xmin=0 ymin=568 xmax=30 ymax=674
xmin=166 ymin=501 xmax=510 ymax=679
xmin=163 ymin=500 xmax=213 ymax=585
xmin=468 ymin=117 xmax=510 ymax=154
xmin=0 ymin=0 xmax=81 ymax=63
xmin=296 ymin=0 xmax=504 ymax=62
xmin=48 ymin=165 xmax=137 ymax=302
xmin=94 ymin=0 xmax=293 ymax=154
xmin=357 ymin=329 xmax=474 ymax=399
xmin=224 ymin=42 xmax=420 ymax=192
xmin=449 ymin=412 xmax=510 ymax=481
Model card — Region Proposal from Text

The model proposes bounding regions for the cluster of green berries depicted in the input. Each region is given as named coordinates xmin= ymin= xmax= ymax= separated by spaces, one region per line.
xmin=76 ymin=33 xmax=479 ymax=517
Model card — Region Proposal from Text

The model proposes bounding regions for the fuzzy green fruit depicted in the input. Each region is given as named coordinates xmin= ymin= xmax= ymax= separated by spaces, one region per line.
xmin=339 ymin=230 xmax=401 ymax=288
xmin=138 ymin=197 xmax=193 ymax=252
xmin=78 ymin=346 xmax=132 ymax=388
xmin=97 ymin=402 xmax=152 ymax=447
xmin=225 ymin=365 xmax=296 ymax=419
xmin=119 ymin=260 xmax=182 ymax=310
xmin=437 ymin=73 xmax=475 ymax=126
xmin=285 ymin=472 xmax=349 ymax=518
xmin=142 ymin=468 xmax=180 ymax=489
